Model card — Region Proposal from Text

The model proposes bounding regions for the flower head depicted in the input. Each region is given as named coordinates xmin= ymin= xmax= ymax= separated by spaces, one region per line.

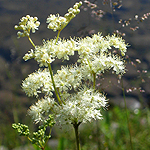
xmin=14 ymin=15 xmax=40 ymax=38
xmin=56 ymin=87 xmax=107 ymax=124
xmin=47 ymin=14 xmax=67 ymax=32
xmin=28 ymin=96 xmax=55 ymax=123
xmin=46 ymin=1 xmax=82 ymax=31
xmin=23 ymin=37 xmax=77 ymax=67
xmin=76 ymin=33 xmax=127 ymax=79
xmin=28 ymin=86 xmax=107 ymax=124
xmin=22 ymin=68 xmax=53 ymax=97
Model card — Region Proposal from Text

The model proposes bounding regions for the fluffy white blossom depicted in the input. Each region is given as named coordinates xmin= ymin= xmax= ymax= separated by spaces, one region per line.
xmin=55 ymin=87 xmax=107 ymax=124
xmin=14 ymin=15 xmax=40 ymax=38
xmin=17 ymin=5 xmax=128 ymax=126
xmin=76 ymin=33 xmax=127 ymax=79
xmin=28 ymin=96 xmax=56 ymax=123
xmin=22 ymin=69 xmax=53 ymax=97
xmin=54 ymin=64 xmax=83 ymax=92
xmin=46 ymin=1 xmax=82 ymax=31
xmin=23 ymin=49 xmax=34 ymax=61
xmin=22 ymin=31 xmax=128 ymax=125
xmin=47 ymin=14 xmax=67 ymax=32
xmin=77 ymin=33 xmax=127 ymax=57
xmin=23 ymin=33 xmax=127 ymax=69
xmin=28 ymin=87 xmax=107 ymax=124
xmin=14 ymin=0 xmax=129 ymax=133
xmin=22 ymin=64 xmax=83 ymax=98
xmin=106 ymin=34 xmax=127 ymax=56
xmin=80 ymin=53 xmax=125 ymax=81
xmin=23 ymin=38 xmax=77 ymax=67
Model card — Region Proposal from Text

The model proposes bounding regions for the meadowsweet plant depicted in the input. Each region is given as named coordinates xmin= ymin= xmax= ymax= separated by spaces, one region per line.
xmin=12 ymin=1 xmax=128 ymax=150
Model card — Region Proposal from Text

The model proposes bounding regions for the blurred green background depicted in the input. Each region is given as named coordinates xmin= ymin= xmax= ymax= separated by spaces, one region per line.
xmin=0 ymin=0 xmax=150 ymax=149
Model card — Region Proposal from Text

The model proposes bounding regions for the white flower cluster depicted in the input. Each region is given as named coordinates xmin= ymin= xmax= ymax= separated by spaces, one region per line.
xmin=28 ymin=96 xmax=56 ymax=123
xmin=22 ymin=65 xmax=82 ymax=98
xmin=80 ymin=54 xmax=125 ymax=82
xmin=14 ymin=15 xmax=40 ymax=38
xmin=27 ymin=86 xmax=107 ymax=124
xmin=77 ymin=33 xmax=127 ymax=57
xmin=22 ymin=32 xmax=127 ymax=124
xmin=23 ymin=33 xmax=127 ymax=74
xmin=23 ymin=38 xmax=78 ymax=67
xmin=22 ymin=69 xmax=53 ymax=97
xmin=56 ymin=87 xmax=107 ymax=124
xmin=16 ymin=1 xmax=128 ymax=125
xmin=76 ymin=33 xmax=127 ymax=79
xmin=54 ymin=64 xmax=83 ymax=93
xmin=46 ymin=1 xmax=82 ymax=31
xmin=47 ymin=14 xmax=67 ymax=32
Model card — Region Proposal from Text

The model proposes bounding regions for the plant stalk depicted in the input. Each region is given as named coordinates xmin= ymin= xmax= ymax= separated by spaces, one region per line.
xmin=48 ymin=63 xmax=62 ymax=105
xmin=55 ymin=30 xmax=61 ymax=44
xmin=28 ymin=36 xmax=35 ymax=48
xmin=47 ymin=30 xmax=63 ymax=105
xmin=73 ymin=122 xmax=81 ymax=150
xmin=121 ymin=77 xmax=133 ymax=150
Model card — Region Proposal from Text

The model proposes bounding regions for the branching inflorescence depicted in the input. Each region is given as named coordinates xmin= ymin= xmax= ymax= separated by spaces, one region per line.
xmin=12 ymin=1 xmax=128 ymax=149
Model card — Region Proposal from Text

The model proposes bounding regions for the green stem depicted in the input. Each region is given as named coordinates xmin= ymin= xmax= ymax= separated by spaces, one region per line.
xmin=93 ymin=72 xmax=96 ymax=90
xmin=55 ymin=30 xmax=61 ymax=44
xmin=48 ymin=63 xmax=62 ymax=104
xmin=86 ymin=59 xmax=96 ymax=89
xmin=47 ymin=30 xmax=63 ymax=105
xmin=27 ymin=136 xmax=33 ymax=143
xmin=28 ymin=36 xmax=35 ymax=48
xmin=96 ymin=120 xmax=101 ymax=150
xmin=121 ymin=77 xmax=133 ymax=150
xmin=43 ymin=127 xmax=53 ymax=150
xmin=73 ymin=122 xmax=81 ymax=150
